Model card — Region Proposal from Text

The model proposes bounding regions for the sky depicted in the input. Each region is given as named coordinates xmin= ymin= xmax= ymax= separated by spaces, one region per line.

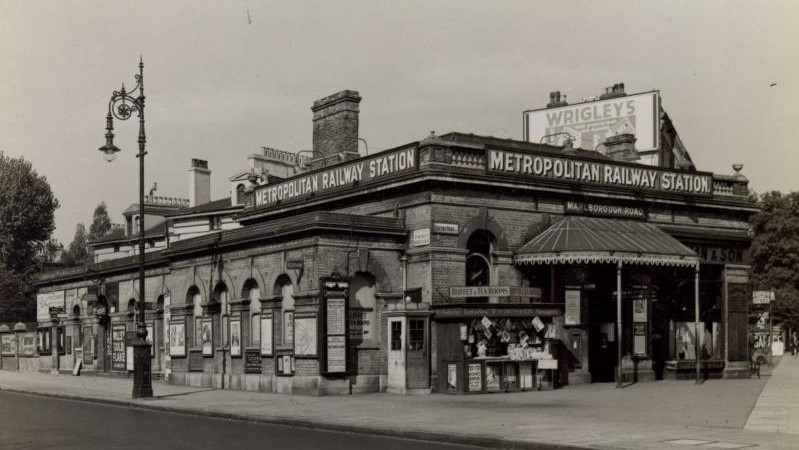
xmin=1 ymin=0 xmax=798 ymax=246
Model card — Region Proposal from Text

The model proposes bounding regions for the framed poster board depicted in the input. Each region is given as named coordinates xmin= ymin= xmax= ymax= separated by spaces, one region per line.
xmin=230 ymin=317 xmax=242 ymax=357
xmin=188 ymin=350 xmax=204 ymax=372
xmin=82 ymin=328 xmax=93 ymax=365
xmin=111 ymin=324 xmax=127 ymax=371
xmin=201 ymin=317 xmax=213 ymax=356
xmin=22 ymin=332 xmax=36 ymax=356
xmin=447 ymin=363 xmax=458 ymax=392
xmin=294 ymin=315 xmax=318 ymax=357
xmin=275 ymin=351 xmax=295 ymax=376
xmin=168 ymin=319 xmax=186 ymax=357
xmin=321 ymin=278 xmax=349 ymax=375
xmin=260 ymin=311 xmax=273 ymax=356
xmin=564 ymin=289 xmax=582 ymax=326
xmin=245 ymin=348 xmax=262 ymax=374
xmin=467 ymin=362 xmax=483 ymax=393
xmin=633 ymin=296 xmax=648 ymax=323
xmin=1 ymin=334 xmax=15 ymax=356
xmin=146 ymin=323 xmax=154 ymax=357
xmin=633 ymin=323 xmax=648 ymax=357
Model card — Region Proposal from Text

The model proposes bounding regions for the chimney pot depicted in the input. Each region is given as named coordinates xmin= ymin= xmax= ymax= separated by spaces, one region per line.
xmin=188 ymin=159 xmax=211 ymax=207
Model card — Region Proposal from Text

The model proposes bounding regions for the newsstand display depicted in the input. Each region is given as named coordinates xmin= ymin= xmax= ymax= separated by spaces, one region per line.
xmin=442 ymin=315 xmax=560 ymax=394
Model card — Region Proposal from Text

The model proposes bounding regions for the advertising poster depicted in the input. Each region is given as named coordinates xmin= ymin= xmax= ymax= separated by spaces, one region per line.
xmin=294 ymin=316 xmax=317 ymax=356
xmin=633 ymin=324 xmax=647 ymax=357
xmin=201 ymin=318 xmax=213 ymax=356
xmin=245 ymin=348 xmax=262 ymax=374
xmin=111 ymin=324 xmax=127 ymax=371
xmin=283 ymin=311 xmax=294 ymax=347
xmin=1 ymin=334 xmax=16 ymax=355
xmin=564 ymin=290 xmax=581 ymax=325
xmin=230 ymin=318 xmax=241 ymax=357
xmin=447 ymin=364 xmax=457 ymax=391
xmin=260 ymin=312 xmax=273 ymax=356
xmin=22 ymin=332 xmax=36 ymax=356
xmin=326 ymin=298 xmax=346 ymax=335
xmin=675 ymin=322 xmax=696 ymax=360
xmin=467 ymin=363 xmax=482 ymax=392
xmin=169 ymin=320 xmax=186 ymax=357
xmin=146 ymin=323 xmax=154 ymax=357
xmin=633 ymin=296 xmax=648 ymax=323
xmin=326 ymin=335 xmax=346 ymax=372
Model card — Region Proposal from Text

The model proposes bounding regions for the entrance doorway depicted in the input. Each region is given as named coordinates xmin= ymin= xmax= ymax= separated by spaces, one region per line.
xmin=406 ymin=318 xmax=429 ymax=389
xmin=588 ymin=265 xmax=617 ymax=383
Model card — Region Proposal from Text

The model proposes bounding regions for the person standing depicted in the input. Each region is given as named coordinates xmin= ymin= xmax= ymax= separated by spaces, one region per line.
xmin=792 ymin=331 xmax=798 ymax=358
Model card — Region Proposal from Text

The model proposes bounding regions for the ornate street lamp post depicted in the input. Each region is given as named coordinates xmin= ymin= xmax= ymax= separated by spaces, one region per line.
xmin=98 ymin=57 xmax=153 ymax=399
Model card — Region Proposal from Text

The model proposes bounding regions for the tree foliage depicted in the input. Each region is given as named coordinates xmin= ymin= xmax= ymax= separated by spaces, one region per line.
xmin=750 ymin=191 xmax=799 ymax=330
xmin=0 ymin=152 xmax=59 ymax=322
xmin=60 ymin=223 xmax=89 ymax=266
xmin=88 ymin=201 xmax=112 ymax=242
xmin=0 ymin=152 xmax=60 ymax=273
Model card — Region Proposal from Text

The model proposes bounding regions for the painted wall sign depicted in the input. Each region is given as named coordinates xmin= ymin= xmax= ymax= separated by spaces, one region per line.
xmin=254 ymin=147 xmax=417 ymax=207
xmin=411 ymin=228 xmax=431 ymax=247
xmin=525 ymin=91 xmax=660 ymax=151
xmin=37 ymin=291 xmax=64 ymax=321
xmin=244 ymin=348 xmax=262 ymax=374
xmin=449 ymin=286 xmax=542 ymax=298
xmin=111 ymin=324 xmax=127 ymax=371
xmin=433 ymin=306 xmax=561 ymax=319
xmin=433 ymin=222 xmax=459 ymax=235
xmin=286 ymin=260 xmax=304 ymax=270
xmin=565 ymin=201 xmax=646 ymax=219
xmin=488 ymin=149 xmax=713 ymax=195
xmin=348 ymin=310 xmax=374 ymax=341
xmin=690 ymin=245 xmax=748 ymax=264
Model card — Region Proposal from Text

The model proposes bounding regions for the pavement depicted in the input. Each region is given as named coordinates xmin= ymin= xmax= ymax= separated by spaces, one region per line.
xmin=1 ymin=358 xmax=798 ymax=450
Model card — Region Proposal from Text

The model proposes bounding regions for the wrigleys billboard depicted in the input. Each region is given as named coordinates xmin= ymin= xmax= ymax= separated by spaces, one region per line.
xmin=524 ymin=91 xmax=660 ymax=151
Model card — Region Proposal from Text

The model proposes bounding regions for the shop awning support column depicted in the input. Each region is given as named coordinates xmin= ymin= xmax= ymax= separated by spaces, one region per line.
xmin=695 ymin=262 xmax=701 ymax=384
xmin=616 ymin=261 xmax=623 ymax=388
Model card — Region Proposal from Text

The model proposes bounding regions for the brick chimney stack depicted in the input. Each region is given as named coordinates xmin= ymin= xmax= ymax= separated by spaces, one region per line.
xmin=311 ymin=90 xmax=362 ymax=169
xmin=603 ymin=133 xmax=640 ymax=162
xmin=189 ymin=158 xmax=211 ymax=207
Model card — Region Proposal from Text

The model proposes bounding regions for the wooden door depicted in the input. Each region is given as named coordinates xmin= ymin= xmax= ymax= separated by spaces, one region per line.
xmin=406 ymin=318 xmax=429 ymax=389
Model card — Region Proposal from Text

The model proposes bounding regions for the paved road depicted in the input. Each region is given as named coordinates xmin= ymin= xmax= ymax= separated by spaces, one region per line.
xmin=0 ymin=391 xmax=488 ymax=450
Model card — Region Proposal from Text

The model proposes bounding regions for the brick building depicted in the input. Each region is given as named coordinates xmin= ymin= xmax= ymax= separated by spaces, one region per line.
xmin=30 ymin=89 xmax=756 ymax=395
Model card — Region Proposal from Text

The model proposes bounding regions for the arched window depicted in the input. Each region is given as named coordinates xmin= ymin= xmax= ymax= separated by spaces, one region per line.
xmin=212 ymin=283 xmax=228 ymax=347
xmin=236 ymin=183 xmax=246 ymax=205
xmin=349 ymin=272 xmax=377 ymax=342
xmin=187 ymin=286 xmax=202 ymax=347
xmin=242 ymin=279 xmax=260 ymax=346
xmin=465 ymin=230 xmax=494 ymax=303
xmin=127 ymin=298 xmax=137 ymax=313
xmin=155 ymin=295 xmax=164 ymax=311
xmin=274 ymin=275 xmax=294 ymax=347
xmin=72 ymin=304 xmax=81 ymax=318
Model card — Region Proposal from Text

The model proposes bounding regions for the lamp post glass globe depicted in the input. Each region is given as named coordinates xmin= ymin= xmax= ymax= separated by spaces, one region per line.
xmin=99 ymin=142 xmax=121 ymax=163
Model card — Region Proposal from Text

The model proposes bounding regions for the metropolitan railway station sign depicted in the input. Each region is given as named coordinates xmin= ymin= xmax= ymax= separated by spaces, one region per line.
xmin=488 ymin=149 xmax=713 ymax=196
xmin=254 ymin=147 xmax=417 ymax=207
xmin=252 ymin=143 xmax=714 ymax=209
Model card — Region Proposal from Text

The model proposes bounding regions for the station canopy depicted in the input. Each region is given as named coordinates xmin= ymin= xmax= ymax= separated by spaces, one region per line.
xmin=514 ymin=216 xmax=698 ymax=267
